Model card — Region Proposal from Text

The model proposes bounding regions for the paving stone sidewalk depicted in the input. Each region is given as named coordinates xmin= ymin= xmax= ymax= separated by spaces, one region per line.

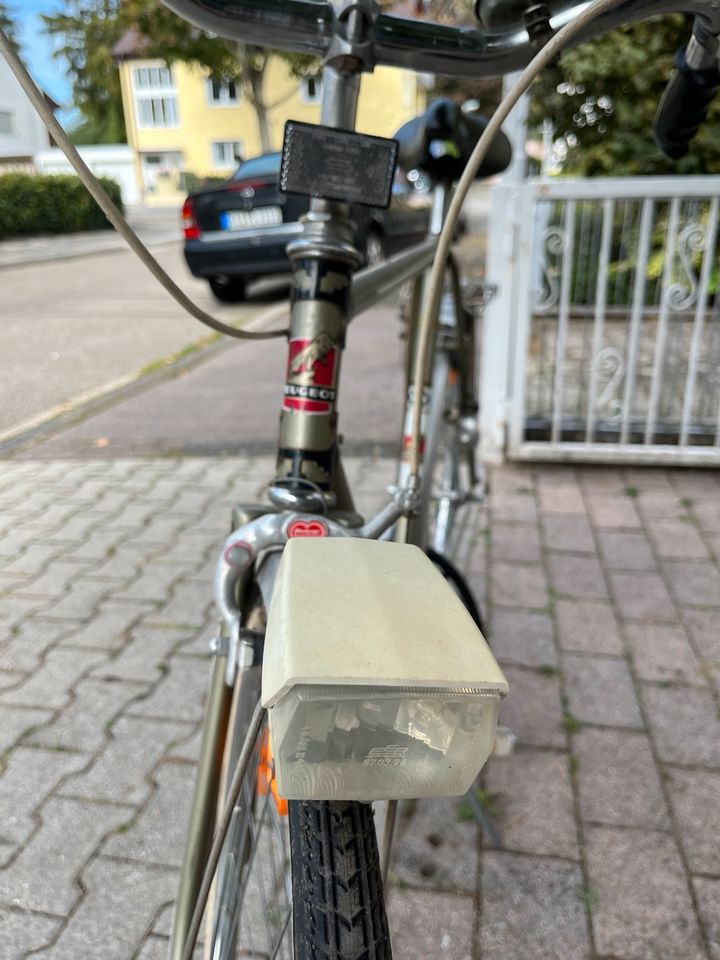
xmin=0 ymin=455 xmax=719 ymax=960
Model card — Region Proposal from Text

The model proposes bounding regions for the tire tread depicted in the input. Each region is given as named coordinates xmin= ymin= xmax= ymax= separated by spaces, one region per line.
xmin=289 ymin=800 xmax=392 ymax=960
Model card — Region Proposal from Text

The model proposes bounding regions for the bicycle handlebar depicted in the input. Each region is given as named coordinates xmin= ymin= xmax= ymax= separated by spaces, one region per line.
xmin=162 ymin=0 xmax=720 ymax=78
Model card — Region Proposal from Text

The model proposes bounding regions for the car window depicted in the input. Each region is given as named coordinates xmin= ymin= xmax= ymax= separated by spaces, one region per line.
xmin=232 ymin=154 xmax=281 ymax=180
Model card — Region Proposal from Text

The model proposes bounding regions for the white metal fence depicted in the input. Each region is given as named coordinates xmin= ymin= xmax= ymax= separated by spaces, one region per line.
xmin=480 ymin=176 xmax=720 ymax=464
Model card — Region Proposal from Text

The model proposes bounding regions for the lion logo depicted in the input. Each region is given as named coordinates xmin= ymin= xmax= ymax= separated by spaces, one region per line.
xmin=288 ymin=333 xmax=335 ymax=386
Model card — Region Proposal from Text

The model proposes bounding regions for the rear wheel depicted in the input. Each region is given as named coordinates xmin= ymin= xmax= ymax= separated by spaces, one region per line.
xmin=209 ymin=275 xmax=246 ymax=303
xmin=363 ymin=231 xmax=385 ymax=267
xmin=419 ymin=356 xmax=479 ymax=557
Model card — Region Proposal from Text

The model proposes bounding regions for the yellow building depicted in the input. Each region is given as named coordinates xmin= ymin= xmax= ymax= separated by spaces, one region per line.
xmin=114 ymin=31 xmax=427 ymax=204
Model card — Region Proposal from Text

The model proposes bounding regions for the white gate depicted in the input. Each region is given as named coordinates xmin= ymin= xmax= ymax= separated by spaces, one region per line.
xmin=480 ymin=176 xmax=720 ymax=464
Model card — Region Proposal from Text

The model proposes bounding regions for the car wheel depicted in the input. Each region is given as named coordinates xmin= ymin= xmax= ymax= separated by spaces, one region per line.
xmin=209 ymin=275 xmax=246 ymax=303
xmin=363 ymin=231 xmax=385 ymax=267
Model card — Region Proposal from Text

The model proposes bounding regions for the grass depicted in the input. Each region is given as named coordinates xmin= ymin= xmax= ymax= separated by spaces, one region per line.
xmin=456 ymin=788 xmax=503 ymax=821
xmin=624 ymin=485 xmax=639 ymax=497
xmin=562 ymin=712 xmax=583 ymax=734
xmin=538 ymin=664 xmax=557 ymax=676
xmin=579 ymin=885 xmax=598 ymax=910
xmin=138 ymin=332 xmax=221 ymax=379
xmin=568 ymin=755 xmax=579 ymax=776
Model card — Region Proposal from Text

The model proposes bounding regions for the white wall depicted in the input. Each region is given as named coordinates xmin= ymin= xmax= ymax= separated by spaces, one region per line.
xmin=0 ymin=58 xmax=52 ymax=160
xmin=35 ymin=144 xmax=140 ymax=205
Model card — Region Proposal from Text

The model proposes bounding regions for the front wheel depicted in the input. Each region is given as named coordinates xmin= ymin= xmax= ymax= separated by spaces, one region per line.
xmin=203 ymin=624 xmax=393 ymax=960
xmin=290 ymin=801 xmax=392 ymax=960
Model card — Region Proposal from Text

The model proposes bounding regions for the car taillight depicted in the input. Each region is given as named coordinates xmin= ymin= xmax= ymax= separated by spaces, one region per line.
xmin=181 ymin=197 xmax=201 ymax=240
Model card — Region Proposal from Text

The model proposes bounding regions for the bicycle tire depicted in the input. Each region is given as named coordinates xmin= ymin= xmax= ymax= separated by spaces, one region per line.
xmin=289 ymin=800 xmax=392 ymax=960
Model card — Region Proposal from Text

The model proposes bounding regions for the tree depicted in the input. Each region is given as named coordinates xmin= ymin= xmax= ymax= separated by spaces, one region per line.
xmin=43 ymin=0 xmax=317 ymax=150
xmin=123 ymin=0 xmax=317 ymax=153
xmin=0 ymin=2 xmax=20 ymax=54
xmin=43 ymin=1 xmax=127 ymax=143
xmin=529 ymin=14 xmax=720 ymax=175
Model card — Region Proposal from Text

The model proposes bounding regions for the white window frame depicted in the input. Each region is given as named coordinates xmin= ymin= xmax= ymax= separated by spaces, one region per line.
xmin=299 ymin=76 xmax=322 ymax=105
xmin=211 ymin=140 xmax=243 ymax=169
xmin=132 ymin=60 xmax=179 ymax=130
xmin=206 ymin=77 xmax=239 ymax=106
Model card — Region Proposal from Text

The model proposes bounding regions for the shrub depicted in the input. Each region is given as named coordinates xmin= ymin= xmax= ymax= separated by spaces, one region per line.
xmin=180 ymin=171 xmax=229 ymax=194
xmin=0 ymin=173 xmax=124 ymax=238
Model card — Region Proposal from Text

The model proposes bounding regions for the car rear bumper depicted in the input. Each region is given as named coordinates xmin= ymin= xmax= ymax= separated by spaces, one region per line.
xmin=184 ymin=221 xmax=304 ymax=279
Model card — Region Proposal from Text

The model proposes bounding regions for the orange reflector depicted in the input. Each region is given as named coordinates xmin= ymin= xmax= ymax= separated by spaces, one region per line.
xmin=257 ymin=728 xmax=288 ymax=815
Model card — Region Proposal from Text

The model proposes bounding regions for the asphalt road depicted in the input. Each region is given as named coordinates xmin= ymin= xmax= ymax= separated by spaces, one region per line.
xmin=2 ymin=192 xmax=487 ymax=457
xmin=0 ymin=241 xmax=287 ymax=441
xmin=16 ymin=300 xmax=407 ymax=459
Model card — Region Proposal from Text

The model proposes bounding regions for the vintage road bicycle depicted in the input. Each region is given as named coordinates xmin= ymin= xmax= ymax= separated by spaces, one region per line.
xmin=2 ymin=0 xmax=718 ymax=956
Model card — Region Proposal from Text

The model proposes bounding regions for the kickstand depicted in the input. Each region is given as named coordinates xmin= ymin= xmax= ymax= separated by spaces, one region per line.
xmin=464 ymin=782 xmax=503 ymax=849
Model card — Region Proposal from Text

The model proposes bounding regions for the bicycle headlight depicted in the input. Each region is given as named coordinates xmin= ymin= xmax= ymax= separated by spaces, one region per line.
xmin=262 ymin=538 xmax=508 ymax=801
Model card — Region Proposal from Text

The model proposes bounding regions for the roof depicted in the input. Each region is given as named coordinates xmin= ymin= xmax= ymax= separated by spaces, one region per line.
xmin=112 ymin=27 xmax=152 ymax=61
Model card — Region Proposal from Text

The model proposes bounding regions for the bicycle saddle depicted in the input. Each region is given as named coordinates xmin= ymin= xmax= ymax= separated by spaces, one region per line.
xmin=394 ymin=99 xmax=512 ymax=184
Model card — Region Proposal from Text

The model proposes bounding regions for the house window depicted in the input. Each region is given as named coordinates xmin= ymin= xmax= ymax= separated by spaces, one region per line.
xmin=300 ymin=76 xmax=322 ymax=105
xmin=132 ymin=63 xmax=178 ymax=128
xmin=207 ymin=78 xmax=238 ymax=105
xmin=211 ymin=141 xmax=243 ymax=168
xmin=0 ymin=110 xmax=13 ymax=135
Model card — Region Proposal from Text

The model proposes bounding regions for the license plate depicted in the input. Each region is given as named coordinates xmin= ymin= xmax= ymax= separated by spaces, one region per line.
xmin=220 ymin=206 xmax=283 ymax=230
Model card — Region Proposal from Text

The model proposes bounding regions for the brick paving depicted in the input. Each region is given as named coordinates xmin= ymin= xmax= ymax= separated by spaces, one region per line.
xmin=0 ymin=455 xmax=718 ymax=959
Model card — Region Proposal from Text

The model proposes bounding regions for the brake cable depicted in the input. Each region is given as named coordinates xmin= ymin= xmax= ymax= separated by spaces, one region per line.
xmin=0 ymin=27 xmax=288 ymax=341
xmin=406 ymin=0 xmax=631 ymax=479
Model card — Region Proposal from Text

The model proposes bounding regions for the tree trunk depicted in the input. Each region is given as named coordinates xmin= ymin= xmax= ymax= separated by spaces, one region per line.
xmin=247 ymin=59 xmax=272 ymax=154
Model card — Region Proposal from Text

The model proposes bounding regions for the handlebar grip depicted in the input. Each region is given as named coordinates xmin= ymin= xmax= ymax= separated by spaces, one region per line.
xmin=654 ymin=46 xmax=720 ymax=160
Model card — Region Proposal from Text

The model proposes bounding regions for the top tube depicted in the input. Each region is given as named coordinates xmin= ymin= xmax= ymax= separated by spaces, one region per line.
xmin=162 ymin=0 xmax=720 ymax=77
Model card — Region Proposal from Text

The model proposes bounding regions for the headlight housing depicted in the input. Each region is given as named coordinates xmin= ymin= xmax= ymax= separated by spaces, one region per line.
xmin=262 ymin=538 xmax=508 ymax=801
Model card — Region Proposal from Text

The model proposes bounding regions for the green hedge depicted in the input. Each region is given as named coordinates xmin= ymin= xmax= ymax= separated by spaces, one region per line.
xmin=0 ymin=173 xmax=124 ymax=238
xmin=180 ymin=172 xmax=228 ymax=194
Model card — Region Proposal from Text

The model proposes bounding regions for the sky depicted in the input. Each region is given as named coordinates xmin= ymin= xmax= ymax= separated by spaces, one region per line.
xmin=11 ymin=0 xmax=72 ymax=106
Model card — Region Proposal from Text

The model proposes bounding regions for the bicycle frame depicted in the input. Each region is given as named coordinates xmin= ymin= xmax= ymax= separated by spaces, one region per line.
xmin=169 ymin=59 xmax=468 ymax=958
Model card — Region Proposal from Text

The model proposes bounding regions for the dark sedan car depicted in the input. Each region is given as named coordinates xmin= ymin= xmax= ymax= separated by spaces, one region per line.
xmin=181 ymin=152 xmax=431 ymax=302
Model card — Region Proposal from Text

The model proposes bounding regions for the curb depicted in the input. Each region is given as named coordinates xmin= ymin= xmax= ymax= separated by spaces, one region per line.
xmin=0 ymin=334 xmax=234 ymax=458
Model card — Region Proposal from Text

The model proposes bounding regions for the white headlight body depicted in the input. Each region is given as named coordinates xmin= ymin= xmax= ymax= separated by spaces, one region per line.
xmin=262 ymin=538 xmax=508 ymax=801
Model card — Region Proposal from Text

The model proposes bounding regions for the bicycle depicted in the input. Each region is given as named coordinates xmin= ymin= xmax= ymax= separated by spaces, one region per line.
xmin=2 ymin=0 xmax=716 ymax=956
xmin=172 ymin=91 xmax=511 ymax=959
